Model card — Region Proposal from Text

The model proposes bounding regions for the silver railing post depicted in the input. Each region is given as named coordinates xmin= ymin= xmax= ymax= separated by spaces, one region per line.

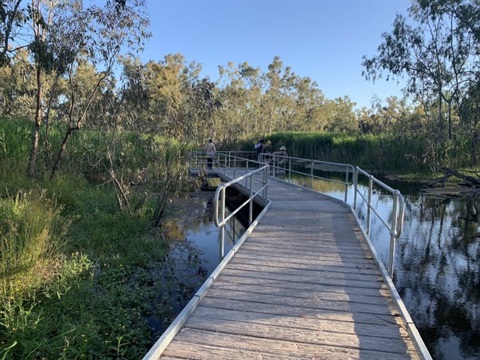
xmin=288 ymin=158 xmax=292 ymax=183
xmin=388 ymin=194 xmax=399 ymax=277
xmin=310 ymin=160 xmax=314 ymax=189
xmin=367 ymin=175 xmax=373 ymax=236
xmin=344 ymin=166 xmax=350 ymax=203
xmin=353 ymin=169 xmax=358 ymax=210
xmin=249 ymin=175 xmax=253 ymax=225
xmin=264 ymin=165 xmax=268 ymax=200
xmin=220 ymin=186 xmax=225 ymax=258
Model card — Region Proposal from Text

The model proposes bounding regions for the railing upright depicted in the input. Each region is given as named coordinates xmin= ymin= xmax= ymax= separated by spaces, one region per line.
xmin=344 ymin=170 xmax=349 ymax=203
xmin=310 ymin=160 xmax=314 ymax=189
xmin=367 ymin=175 xmax=373 ymax=236
xmin=353 ymin=170 xmax=358 ymax=209
xmin=219 ymin=185 xmax=225 ymax=258
xmin=208 ymin=151 xmax=404 ymax=279
xmin=353 ymin=166 xmax=405 ymax=277
xmin=249 ymin=175 xmax=253 ymax=224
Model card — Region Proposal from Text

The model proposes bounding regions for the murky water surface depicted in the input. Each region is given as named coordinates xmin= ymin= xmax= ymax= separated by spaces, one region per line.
xmin=164 ymin=180 xmax=480 ymax=360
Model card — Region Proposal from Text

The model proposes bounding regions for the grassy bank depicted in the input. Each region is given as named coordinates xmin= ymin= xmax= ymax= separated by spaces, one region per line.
xmin=0 ymin=117 xmax=194 ymax=359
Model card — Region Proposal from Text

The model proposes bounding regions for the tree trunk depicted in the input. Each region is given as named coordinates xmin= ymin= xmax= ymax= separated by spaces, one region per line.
xmin=28 ymin=65 xmax=43 ymax=178
xmin=473 ymin=112 xmax=478 ymax=166
xmin=448 ymin=100 xmax=452 ymax=140
xmin=51 ymin=126 xmax=74 ymax=179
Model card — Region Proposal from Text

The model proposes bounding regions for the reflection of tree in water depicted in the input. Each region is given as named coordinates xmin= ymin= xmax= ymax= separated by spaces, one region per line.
xmin=141 ymin=189 xmax=249 ymax=351
xmin=146 ymin=240 xmax=209 ymax=344
xmin=395 ymin=194 xmax=480 ymax=359
xmin=161 ymin=241 xmax=209 ymax=310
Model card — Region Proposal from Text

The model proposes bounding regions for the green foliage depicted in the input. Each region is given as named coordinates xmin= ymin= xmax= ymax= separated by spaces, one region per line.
xmin=0 ymin=117 xmax=31 ymax=190
xmin=0 ymin=179 xmax=172 ymax=359
xmin=247 ymin=131 xmax=434 ymax=173
xmin=0 ymin=117 xmax=31 ymax=160
xmin=0 ymin=116 xmax=183 ymax=359
xmin=0 ymin=190 xmax=69 ymax=293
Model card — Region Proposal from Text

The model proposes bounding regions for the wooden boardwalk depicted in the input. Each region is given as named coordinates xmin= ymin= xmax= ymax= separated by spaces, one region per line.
xmin=146 ymin=171 xmax=429 ymax=360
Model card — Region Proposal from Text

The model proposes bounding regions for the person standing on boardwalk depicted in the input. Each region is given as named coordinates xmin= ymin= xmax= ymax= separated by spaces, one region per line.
xmin=205 ymin=139 xmax=216 ymax=170
xmin=255 ymin=139 xmax=266 ymax=164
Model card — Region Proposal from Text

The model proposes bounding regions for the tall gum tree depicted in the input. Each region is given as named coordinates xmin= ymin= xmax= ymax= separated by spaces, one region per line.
xmin=362 ymin=0 xmax=479 ymax=148
xmin=49 ymin=0 xmax=150 ymax=178
xmin=0 ymin=0 xmax=151 ymax=178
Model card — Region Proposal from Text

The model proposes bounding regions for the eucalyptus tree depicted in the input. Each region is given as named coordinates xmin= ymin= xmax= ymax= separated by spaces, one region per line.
xmin=216 ymin=61 xmax=263 ymax=144
xmin=116 ymin=56 xmax=147 ymax=131
xmin=0 ymin=49 xmax=36 ymax=117
xmin=292 ymin=76 xmax=328 ymax=132
xmin=362 ymin=0 xmax=479 ymax=153
xmin=184 ymin=77 xmax=221 ymax=144
xmin=458 ymin=82 xmax=480 ymax=164
xmin=140 ymin=54 xmax=210 ymax=141
xmin=143 ymin=55 xmax=185 ymax=137
xmin=0 ymin=0 xmax=26 ymax=67
xmin=49 ymin=0 xmax=150 ymax=178
xmin=261 ymin=56 xmax=298 ymax=134
xmin=0 ymin=0 xmax=151 ymax=177
xmin=324 ymin=96 xmax=358 ymax=133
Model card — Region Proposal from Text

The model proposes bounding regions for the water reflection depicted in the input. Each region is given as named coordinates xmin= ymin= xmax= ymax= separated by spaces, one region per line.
xmin=305 ymin=176 xmax=480 ymax=360
xmin=147 ymin=191 xmax=247 ymax=343
xmin=395 ymin=194 xmax=480 ymax=360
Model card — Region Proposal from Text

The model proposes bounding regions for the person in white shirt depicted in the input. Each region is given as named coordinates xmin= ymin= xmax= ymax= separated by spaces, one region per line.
xmin=205 ymin=139 xmax=216 ymax=169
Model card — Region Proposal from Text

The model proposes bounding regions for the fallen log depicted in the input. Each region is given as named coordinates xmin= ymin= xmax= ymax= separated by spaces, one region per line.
xmin=427 ymin=167 xmax=480 ymax=188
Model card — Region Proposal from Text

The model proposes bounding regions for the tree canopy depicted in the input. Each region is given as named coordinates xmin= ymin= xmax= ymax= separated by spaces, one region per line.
xmin=2 ymin=0 xmax=480 ymax=176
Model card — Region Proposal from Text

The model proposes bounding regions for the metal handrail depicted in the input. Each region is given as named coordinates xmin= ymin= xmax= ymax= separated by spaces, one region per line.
xmin=216 ymin=151 xmax=404 ymax=277
xmin=190 ymin=150 xmax=404 ymax=277
xmin=211 ymin=152 xmax=270 ymax=258
xmin=265 ymin=153 xmax=354 ymax=203
xmin=353 ymin=167 xmax=405 ymax=277
xmin=213 ymin=165 xmax=269 ymax=227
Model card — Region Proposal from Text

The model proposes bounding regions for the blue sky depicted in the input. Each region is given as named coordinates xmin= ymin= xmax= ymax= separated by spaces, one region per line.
xmin=141 ymin=0 xmax=411 ymax=109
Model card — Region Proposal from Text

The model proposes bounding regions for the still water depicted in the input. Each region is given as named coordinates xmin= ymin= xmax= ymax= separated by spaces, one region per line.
xmin=319 ymin=178 xmax=480 ymax=360
xmin=167 ymin=181 xmax=480 ymax=360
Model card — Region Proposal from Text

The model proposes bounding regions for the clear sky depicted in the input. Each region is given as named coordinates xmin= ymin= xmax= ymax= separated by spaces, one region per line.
xmin=140 ymin=0 xmax=412 ymax=109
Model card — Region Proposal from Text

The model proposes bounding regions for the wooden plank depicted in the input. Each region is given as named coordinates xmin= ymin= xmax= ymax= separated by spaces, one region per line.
xmin=226 ymin=259 xmax=382 ymax=282
xmin=150 ymin=173 xmax=426 ymax=360
xmin=193 ymin=306 xmax=403 ymax=338
xmin=164 ymin=328 xmax=420 ymax=360
xmin=199 ymin=297 xmax=401 ymax=327
xmin=219 ymin=267 xmax=386 ymax=291
xmin=240 ymin=238 xmax=371 ymax=255
xmin=239 ymin=244 xmax=376 ymax=263
xmin=232 ymin=252 xmax=379 ymax=273
xmin=163 ymin=341 xmax=295 ymax=360
xmin=210 ymin=280 xmax=389 ymax=306
xmin=243 ymin=234 xmax=370 ymax=249
xmin=214 ymin=273 xmax=391 ymax=297
xmin=203 ymin=288 xmax=395 ymax=316
xmin=183 ymin=314 xmax=411 ymax=354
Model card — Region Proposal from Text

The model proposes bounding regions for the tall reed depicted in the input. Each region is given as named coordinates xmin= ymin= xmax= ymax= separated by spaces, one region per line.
xmin=0 ymin=190 xmax=69 ymax=295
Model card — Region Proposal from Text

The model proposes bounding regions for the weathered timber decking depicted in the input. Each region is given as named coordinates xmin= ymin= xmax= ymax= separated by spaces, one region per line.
xmin=149 ymin=170 xmax=426 ymax=360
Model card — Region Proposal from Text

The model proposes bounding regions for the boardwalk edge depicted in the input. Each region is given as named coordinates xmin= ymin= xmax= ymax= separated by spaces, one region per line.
xmin=142 ymin=201 xmax=272 ymax=360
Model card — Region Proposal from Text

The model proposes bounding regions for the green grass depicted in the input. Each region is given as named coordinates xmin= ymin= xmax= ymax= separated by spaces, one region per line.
xmin=0 ymin=182 xmax=172 ymax=359
xmin=0 ymin=117 xmax=184 ymax=359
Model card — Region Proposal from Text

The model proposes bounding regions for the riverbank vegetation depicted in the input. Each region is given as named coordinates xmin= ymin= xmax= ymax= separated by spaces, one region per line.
xmin=1 ymin=0 xmax=479 ymax=358
xmin=0 ymin=117 xmax=198 ymax=358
